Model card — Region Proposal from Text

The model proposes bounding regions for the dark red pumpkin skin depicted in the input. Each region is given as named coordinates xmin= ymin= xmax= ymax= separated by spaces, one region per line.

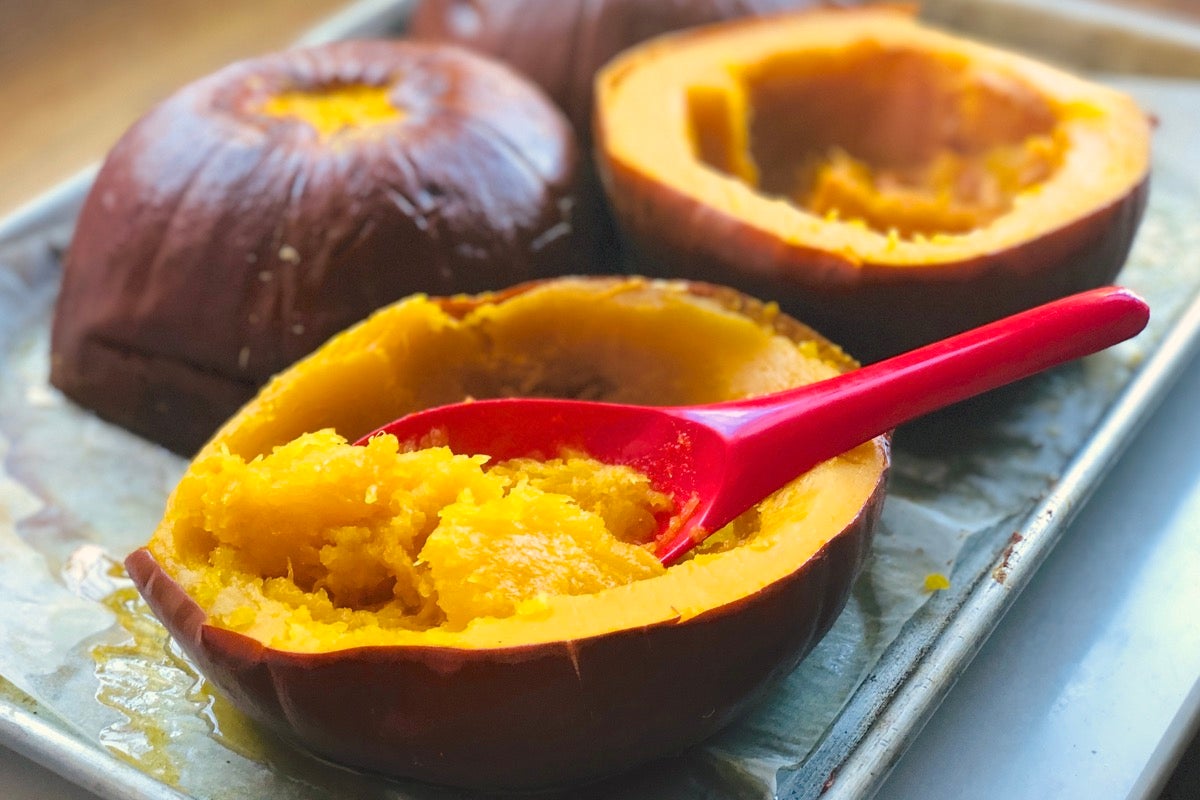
xmin=125 ymin=470 xmax=884 ymax=791
xmin=50 ymin=40 xmax=595 ymax=455
xmin=409 ymin=0 xmax=853 ymax=143
xmin=600 ymin=152 xmax=1150 ymax=364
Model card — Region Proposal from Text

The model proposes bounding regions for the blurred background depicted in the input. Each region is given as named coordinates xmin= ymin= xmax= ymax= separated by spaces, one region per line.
xmin=0 ymin=0 xmax=346 ymax=216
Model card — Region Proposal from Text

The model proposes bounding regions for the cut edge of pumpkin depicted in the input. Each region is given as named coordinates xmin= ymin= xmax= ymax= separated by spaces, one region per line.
xmin=596 ymin=7 xmax=1152 ymax=267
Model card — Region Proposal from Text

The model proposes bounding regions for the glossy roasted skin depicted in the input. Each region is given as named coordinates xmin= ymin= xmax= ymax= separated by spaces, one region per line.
xmin=595 ymin=9 xmax=1152 ymax=362
xmin=409 ymin=0 xmax=841 ymax=143
xmin=126 ymin=277 xmax=890 ymax=790
xmin=50 ymin=40 xmax=594 ymax=454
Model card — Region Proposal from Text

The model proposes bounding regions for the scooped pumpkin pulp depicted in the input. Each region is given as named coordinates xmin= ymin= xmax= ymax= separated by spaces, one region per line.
xmin=164 ymin=429 xmax=673 ymax=647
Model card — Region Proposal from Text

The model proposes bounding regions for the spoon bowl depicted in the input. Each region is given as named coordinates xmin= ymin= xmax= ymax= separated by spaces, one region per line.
xmin=360 ymin=286 xmax=1149 ymax=565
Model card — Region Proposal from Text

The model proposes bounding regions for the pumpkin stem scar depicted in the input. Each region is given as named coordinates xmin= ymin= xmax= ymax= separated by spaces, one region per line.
xmin=258 ymin=84 xmax=404 ymax=136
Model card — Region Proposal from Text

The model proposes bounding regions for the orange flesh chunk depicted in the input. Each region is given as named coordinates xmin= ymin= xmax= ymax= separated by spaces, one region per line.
xmin=423 ymin=481 xmax=667 ymax=628
xmin=167 ymin=429 xmax=670 ymax=640
xmin=800 ymin=135 xmax=1062 ymax=238
xmin=258 ymin=84 xmax=403 ymax=136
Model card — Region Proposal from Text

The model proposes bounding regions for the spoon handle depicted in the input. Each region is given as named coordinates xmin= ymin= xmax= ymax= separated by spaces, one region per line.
xmin=689 ymin=286 xmax=1149 ymax=531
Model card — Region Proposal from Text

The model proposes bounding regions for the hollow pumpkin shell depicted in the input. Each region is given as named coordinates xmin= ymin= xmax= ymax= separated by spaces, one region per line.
xmin=126 ymin=277 xmax=889 ymax=790
xmin=51 ymin=39 xmax=593 ymax=455
xmin=595 ymin=8 xmax=1152 ymax=362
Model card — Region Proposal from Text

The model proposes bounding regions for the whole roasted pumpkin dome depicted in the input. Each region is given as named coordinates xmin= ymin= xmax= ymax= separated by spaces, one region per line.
xmin=51 ymin=39 xmax=594 ymax=455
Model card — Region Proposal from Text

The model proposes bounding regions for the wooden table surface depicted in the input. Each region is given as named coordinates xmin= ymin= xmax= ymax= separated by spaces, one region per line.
xmin=0 ymin=0 xmax=349 ymax=217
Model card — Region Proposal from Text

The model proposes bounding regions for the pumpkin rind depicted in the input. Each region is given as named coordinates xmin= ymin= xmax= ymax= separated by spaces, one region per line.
xmin=51 ymin=39 xmax=593 ymax=455
xmin=594 ymin=8 xmax=1152 ymax=362
xmin=126 ymin=277 xmax=889 ymax=790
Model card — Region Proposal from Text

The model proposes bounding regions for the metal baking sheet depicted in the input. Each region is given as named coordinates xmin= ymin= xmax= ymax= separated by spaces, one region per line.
xmin=2 ymin=2 xmax=1200 ymax=799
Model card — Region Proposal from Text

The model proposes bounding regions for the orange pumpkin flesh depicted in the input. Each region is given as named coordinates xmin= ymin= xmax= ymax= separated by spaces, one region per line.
xmin=126 ymin=277 xmax=888 ymax=790
xmin=256 ymin=84 xmax=406 ymax=134
xmin=595 ymin=8 xmax=1152 ymax=362
xmin=153 ymin=430 xmax=672 ymax=638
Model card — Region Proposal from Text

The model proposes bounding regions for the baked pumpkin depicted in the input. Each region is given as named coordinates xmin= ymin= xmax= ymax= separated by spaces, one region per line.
xmin=595 ymin=8 xmax=1152 ymax=361
xmin=51 ymin=39 xmax=594 ymax=455
xmin=126 ymin=277 xmax=889 ymax=790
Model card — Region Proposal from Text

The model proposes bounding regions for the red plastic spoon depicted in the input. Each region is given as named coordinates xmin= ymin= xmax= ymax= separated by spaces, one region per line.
xmin=358 ymin=286 xmax=1149 ymax=566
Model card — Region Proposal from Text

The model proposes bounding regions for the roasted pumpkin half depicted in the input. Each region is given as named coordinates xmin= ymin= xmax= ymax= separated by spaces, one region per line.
xmin=51 ymin=39 xmax=593 ymax=455
xmin=126 ymin=277 xmax=889 ymax=790
xmin=596 ymin=8 xmax=1152 ymax=361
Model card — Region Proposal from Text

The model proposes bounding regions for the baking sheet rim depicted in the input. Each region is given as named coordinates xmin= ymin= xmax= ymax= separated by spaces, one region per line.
xmin=802 ymin=284 xmax=1200 ymax=799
